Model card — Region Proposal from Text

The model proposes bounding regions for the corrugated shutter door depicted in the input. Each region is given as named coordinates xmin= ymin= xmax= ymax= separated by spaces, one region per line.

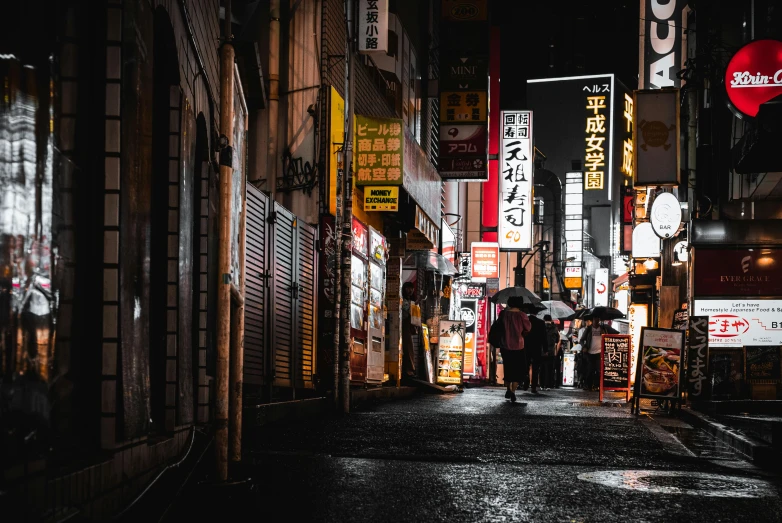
xmin=296 ymin=221 xmax=317 ymax=388
xmin=272 ymin=203 xmax=296 ymax=387
xmin=243 ymin=184 xmax=268 ymax=386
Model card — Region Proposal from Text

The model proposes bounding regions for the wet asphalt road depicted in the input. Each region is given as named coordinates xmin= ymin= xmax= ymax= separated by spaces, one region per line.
xmin=175 ymin=387 xmax=782 ymax=522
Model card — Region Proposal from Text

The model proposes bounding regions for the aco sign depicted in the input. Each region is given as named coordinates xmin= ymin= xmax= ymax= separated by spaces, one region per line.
xmin=725 ymin=39 xmax=782 ymax=118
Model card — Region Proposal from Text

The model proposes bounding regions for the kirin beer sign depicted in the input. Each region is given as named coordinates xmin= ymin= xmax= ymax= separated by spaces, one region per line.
xmin=725 ymin=39 xmax=782 ymax=118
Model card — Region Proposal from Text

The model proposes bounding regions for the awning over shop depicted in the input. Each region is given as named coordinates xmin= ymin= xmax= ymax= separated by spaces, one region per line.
xmin=613 ymin=272 xmax=629 ymax=292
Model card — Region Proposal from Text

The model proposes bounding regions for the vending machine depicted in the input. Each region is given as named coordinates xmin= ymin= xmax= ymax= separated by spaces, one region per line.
xmin=349 ymin=217 xmax=369 ymax=384
xmin=366 ymin=226 xmax=387 ymax=384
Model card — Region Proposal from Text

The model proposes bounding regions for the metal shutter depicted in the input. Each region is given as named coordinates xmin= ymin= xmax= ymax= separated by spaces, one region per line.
xmin=271 ymin=202 xmax=296 ymax=387
xmin=244 ymin=184 xmax=269 ymax=386
xmin=296 ymin=221 xmax=317 ymax=388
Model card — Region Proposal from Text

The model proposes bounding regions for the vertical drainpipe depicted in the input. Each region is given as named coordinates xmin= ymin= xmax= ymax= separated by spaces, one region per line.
xmin=216 ymin=0 xmax=235 ymax=483
xmin=268 ymin=0 xmax=281 ymax=199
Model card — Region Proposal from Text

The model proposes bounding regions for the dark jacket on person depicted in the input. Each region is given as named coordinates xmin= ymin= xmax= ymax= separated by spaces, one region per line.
xmin=524 ymin=315 xmax=547 ymax=359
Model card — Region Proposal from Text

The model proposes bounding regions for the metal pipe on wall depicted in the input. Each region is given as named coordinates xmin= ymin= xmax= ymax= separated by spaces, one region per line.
xmin=215 ymin=0 xmax=235 ymax=483
xmin=268 ymin=0 xmax=281 ymax=199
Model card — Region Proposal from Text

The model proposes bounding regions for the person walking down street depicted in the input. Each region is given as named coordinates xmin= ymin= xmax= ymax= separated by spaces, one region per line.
xmin=488 ymin=296 xmax=531 ymax=402
xmin=520 ymin=303 xmax=546 ymax=394
xmin=401 ymin=282 xmax=419 ymax=380
xmin=541 ymin=315 xmax=560 ymax=390
xmin=580 ymin=317 xmax=618 ymax=391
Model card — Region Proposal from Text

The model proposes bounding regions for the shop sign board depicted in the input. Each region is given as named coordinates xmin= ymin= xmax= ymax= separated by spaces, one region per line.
xmin=358 ymin=0 xmax=388 ymax=53
xmin=671 ymin=308 xmax=688 ymax=330
xmin=440 ymin=54 xmax=489 ymax=91
xmin=441 ymin=0 xmax=488 ymax=22
xmin=725 ymin=39 xmax=782 ymax=118
xmin=498 ymin=111 xmax=533 ymax=251
xmin=437 ymin=320 xmax=466 ymax=385
xmin=687 ymin=316 xmax=710 ymax=400
xmin=600 ymin=334 xmax=632 ymax=401
xmin=692 ymin=299 xmax=782 ymax=347
xmin=564 ymin=266 xmax=582 ymax=290
xmin=440 ymin=91 xmax=488 ymax=123
xmin=594 ymin=268 xmax=609 ymax=307
xmin=631 ymin=222 xmax=661 ymax=258
xmin=439 ymin=157 xmax=487 ymax=181
xmin=355 ymin=115 xmax=404 ymax=186
xmin=476 ymin=298 xmax=488 ymax=380
xmin=470 ymin=242 xmax=499 ymax=279
xmin=460 ymin=299 xmax=478 ymax=376
xmin=363 ymin=186 xmax=399 ymax=212
xmin=633 ymin=327 xmax=684 ymax=407
xmin=633 ymin=89 xmax=680 ymax=186
xmin=649 ymin=192 xmax=681 ymax=238
xmin=441 ymin=219 xmax=456 ymax=266
xmin=439 ymin=124 xmax=488 ymax=178
xmin=639 ymin=0 xmax=687 ymax=90
xmin=693 ymin=248 xmax=782 ymax=297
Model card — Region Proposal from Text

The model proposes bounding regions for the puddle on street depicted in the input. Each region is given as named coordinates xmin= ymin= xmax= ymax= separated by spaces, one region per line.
xmin=577 ymin=470 xmax=777 ymax=498
xmin=662 ymin=426 xmax=739 ymax=460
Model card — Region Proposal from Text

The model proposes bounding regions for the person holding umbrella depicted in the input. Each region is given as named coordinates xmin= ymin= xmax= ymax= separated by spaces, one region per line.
xmin=579 ymin=308 xmax=621 ymax=391
xmin=488 ymin=296 xmax=531 ymax=402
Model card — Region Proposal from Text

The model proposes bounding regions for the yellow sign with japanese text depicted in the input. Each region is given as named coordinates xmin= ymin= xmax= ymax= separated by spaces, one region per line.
xmin=354 ymin=115 xmax=404 ymax=186
xmin=363 ymin=186 xmax=399 ymax=211
xmin=440 ymin=91 xmax=488 ymax=123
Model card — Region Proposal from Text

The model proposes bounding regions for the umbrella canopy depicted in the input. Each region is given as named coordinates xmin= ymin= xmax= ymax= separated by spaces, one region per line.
xmin=403 ymin=251 xmax=459 ymax=275
xmin=536 ymin=300 xmax=575 ymax=320
xmin=490 ymin=286 xmax=542 ymax=306
xmin=590 ymin=306 xmax=625 ymax=320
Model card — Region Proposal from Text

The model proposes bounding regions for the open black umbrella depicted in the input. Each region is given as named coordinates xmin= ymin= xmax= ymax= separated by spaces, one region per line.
xmin=590 ymin=306 xmax=625 ymax=320
xmin=490 ymin=286 xmax=542 ymax=306
xmin=563 ymin=307 xmax=589 ymax=321
xmin=403 ymin=251 xmax=459 ymax=275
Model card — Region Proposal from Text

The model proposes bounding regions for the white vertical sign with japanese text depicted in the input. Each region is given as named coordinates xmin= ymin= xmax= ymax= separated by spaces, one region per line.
xmin=594 ymin=268 xmax=609 ymax=307
xmin=498 ymin=111 xmax=533 ymax=251
xmin=358 ymin=0 xmax=388 ymax=54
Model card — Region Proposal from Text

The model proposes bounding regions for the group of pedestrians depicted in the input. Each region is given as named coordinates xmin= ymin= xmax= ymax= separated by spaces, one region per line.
xmin=572 ymin=317 xmax=618 ymax=390
xmin=488 ymin=297 xmax=562 ymax=402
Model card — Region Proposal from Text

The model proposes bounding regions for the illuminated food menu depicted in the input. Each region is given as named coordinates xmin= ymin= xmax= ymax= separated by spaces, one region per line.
xmin=637 ymin=328 xmax=684 ymax=399
xmin=437 ymin=320 xmax=465 ymax=385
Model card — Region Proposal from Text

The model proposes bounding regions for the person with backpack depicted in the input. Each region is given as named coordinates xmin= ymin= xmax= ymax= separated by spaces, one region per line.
xmin=488 ymin=296 xmax=531 ymax=402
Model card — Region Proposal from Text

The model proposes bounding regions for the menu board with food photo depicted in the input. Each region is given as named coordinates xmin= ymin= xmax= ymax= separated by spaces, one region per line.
xmin=437 ymin=320 xmax=465 ymax=385
xmin=635 ymin=327 xmax=684 ymax=400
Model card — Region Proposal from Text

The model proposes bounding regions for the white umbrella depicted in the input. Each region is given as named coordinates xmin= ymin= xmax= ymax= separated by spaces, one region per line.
xmin=536 ymin=300 xmax=575 ymax=320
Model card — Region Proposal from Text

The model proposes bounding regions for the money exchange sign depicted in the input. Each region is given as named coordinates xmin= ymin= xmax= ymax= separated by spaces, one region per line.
xmin=498 ymin=111 xmax=533 ymax=251
xmin=355 ymin=115 xmax=404 ymax=186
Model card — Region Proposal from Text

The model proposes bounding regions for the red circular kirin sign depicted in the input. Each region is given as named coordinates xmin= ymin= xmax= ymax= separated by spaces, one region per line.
xmin=725 ymin=39 xmax=782 ymax=117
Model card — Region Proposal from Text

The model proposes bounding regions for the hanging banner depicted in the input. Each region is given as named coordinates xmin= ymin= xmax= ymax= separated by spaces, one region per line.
xmin=633 ymin=89 xmax=680 ymax=186
xmin=358 ymin=0 xmax=389 ymax=53
xmin=437 ymin=320 xmax=466 ymax=385
xmin=639 ymin=0 xmax=687 ymax=89
xmin=594 ymin=268 xmax=609 ymax=307
xmin=476 ymin=298 xmax=488 ymax=379
xmin=498 ymin=111 xmax=533 ymax=251
xmin=460 ymin=299 xmax=478 ymax=376
xmin=687 ymin=316 xmax=710 ymax=401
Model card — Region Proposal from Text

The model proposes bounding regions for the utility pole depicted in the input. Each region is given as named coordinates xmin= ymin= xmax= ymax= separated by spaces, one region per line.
xmin=216 ymin=0 xmax=235 ymax=483
xmin=338 ymin=0 xmax=355 ymax=414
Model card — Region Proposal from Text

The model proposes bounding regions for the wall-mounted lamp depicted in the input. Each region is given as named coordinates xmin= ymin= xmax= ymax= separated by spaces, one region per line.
xmin=643 ymin=258 xmax=658 ymax=270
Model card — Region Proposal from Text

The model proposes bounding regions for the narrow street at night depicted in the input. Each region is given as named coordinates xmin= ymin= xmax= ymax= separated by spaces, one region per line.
xmin=165 ymin=387 xmax=782 ymax=522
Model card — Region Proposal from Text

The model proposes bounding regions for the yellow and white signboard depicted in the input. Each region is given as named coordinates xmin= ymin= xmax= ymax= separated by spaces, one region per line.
xmin=363 ymin=186 xmax=399 ymax=211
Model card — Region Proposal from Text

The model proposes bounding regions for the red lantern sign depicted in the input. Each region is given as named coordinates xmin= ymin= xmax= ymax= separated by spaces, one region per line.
xmin=725 ymin=39 xmax=782 ymax=118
